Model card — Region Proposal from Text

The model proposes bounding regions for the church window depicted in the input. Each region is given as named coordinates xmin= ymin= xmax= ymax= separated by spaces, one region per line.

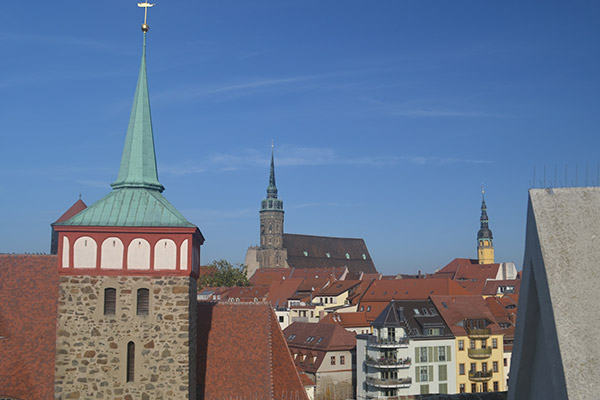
xmin=104 ymin=288 xmax=116 ymax=315
xmin=326 ymin=252 xmax=330 ymax=258
xmin=136 ymin=288 xmax=149 ymax=316
xmin=362 ymin=253 xmax=367 ymax=260
xmin=345 ymin=253 xmax=350 ymax=259
xmin=126 ymin=341 xmax=135 ymax=382
xmin=303 ymin=251 xmax=308 ymax=256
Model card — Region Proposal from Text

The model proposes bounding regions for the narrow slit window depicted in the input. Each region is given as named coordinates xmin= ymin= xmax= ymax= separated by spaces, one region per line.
xmin=104 ymin=288 xmax=116 ymax=315
xmin=137 ymin=288 xmax=149 ymax=316
xmin=126 ymin=341 xmax=135 ymax=382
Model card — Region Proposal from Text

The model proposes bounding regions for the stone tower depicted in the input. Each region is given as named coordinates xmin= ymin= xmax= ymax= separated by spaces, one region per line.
xmin=477 ymin=188 xmax=495 ymax=264
xmin=245 ymin=148 xmax=288 ymax=278
xmin=52 ymin=26 xmax=203 ymax=399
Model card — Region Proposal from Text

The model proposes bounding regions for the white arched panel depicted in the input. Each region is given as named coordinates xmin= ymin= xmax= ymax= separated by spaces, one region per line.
xmin=154 ymin=239 xmax=176 ymax=270
xmin=128 ymin=238 xmax=150 ymax=270
xmin=180 ymin=239 xmax=188 ymax=270
xmin=101 ymin=237 xmax=124 ymax=269
xmin=73 ymin=236 xmax=97 ymax=269
xmin=62 ymin=236 xmax=70 ymax=268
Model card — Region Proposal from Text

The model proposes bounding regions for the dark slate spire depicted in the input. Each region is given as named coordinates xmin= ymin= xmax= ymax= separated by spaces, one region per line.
xmin=111 ymin=34 xmax=164 ymax=193
xmin=261 ymin=146 xmax=283 ymax=213
xmin=477 ymin=188 xmax=493 ymax=240
xmin=267 ymin=148 xmax=278 ymax=199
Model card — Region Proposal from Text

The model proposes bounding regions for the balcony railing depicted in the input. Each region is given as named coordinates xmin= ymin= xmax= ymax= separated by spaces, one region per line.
xmin=467 ymin=327 xmax=492 ymax=338
xmin=469 ymin=370 xmax=493 ymax=381
xmin=365 ymin=356 xmax=411 ymax=369
xmin=367 ymin=336 xmax=409 ymax=348
xmin=468 ymin=347 xmax=492 ymax=359
xmin=366 ymin=376 xmax=412 ymax=389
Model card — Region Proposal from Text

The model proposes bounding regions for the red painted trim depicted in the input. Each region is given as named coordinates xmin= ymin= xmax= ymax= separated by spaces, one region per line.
xmin=58 ymin=268 xmax=195 ymax=277
xmin=53 ymin=225 xmax=199 ymax=234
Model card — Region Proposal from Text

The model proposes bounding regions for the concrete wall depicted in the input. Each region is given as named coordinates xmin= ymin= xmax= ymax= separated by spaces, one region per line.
xmin=316 ymin=350 xmax=354 ymax=400
xmin=55 ymin=275 xmax=197 ymax=399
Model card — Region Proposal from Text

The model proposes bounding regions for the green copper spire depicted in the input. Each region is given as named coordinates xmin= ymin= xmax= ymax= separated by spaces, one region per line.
xmin=111 ymin=35 xmax=164 ymax=192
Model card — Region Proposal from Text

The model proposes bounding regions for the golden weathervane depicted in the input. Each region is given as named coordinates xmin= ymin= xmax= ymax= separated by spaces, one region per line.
xmin=137 ymin=2 xmax=155 ymax=33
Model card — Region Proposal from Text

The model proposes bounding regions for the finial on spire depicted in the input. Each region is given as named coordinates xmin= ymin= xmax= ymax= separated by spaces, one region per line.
xmin=138 ymin=2 xmax=155 ymax=33
xmin=271 ymin=139 xmax=274 ymax=149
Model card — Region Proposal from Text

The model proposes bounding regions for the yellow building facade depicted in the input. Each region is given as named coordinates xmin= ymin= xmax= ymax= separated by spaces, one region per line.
xmin=455 ymin=330 xmax=505 ymax=394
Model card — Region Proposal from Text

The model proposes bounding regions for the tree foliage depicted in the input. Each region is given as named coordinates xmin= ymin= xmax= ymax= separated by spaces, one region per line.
xmin=198 ymin=259 xmax=250 ymax=290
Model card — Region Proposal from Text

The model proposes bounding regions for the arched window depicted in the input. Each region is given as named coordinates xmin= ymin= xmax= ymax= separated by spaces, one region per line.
xmin=136 ymin=288 xmax=149 ymax=316
xmin=126 ymin=341 xmax=135 ymax=382
xmin=104 ymin=288 xmax=116 ymax=315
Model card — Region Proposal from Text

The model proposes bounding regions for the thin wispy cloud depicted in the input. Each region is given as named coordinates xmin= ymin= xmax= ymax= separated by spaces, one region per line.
xmin=160 ymin=145 xmax=491 ymax=176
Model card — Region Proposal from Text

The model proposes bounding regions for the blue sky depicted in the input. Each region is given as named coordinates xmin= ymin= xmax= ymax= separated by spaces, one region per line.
xmin=1 ymin=1 xmax=599 ymax=274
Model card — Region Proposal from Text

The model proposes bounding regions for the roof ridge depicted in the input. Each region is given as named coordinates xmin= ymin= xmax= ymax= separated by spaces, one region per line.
xmin=266 ymin=304 xmax=274 ymax=399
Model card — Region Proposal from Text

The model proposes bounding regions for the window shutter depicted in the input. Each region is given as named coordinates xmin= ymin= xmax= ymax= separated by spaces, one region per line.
xmin=416 ymin=367 xmax=420 ymax=383
xmin=447 ymin=345 xmax=452 ymax=361
xmin=415 ymin=347 xmax=419 ymax=364
xmin=439 ymin=364 xmax=447 ymax=381
xmin=137 ymin=288 xmax=149 ymax=316
xmin=428 ymin=347 xmax=433 ymax=363
xmin=434 ymin=346 xmax=438 ymax=362
xmin=126 ymin=341 xmax=135 ymax=382
xmin=429 ymin=365 xmax=434 ymax=382
xmin=104 ymin=288 xmax=116 ymax=315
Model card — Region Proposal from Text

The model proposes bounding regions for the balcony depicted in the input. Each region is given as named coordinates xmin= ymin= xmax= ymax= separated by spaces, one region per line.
xmin=366 ymin=377 xmax=412 ymax=389
xmin=365 ymin=356 xmax=411 ymax=369
xmin=367 ymin=336 xmax=409 ymax=349
xmin=467 ymin=327 xmax=491 ymax=339
xmin=468 ymin=347 xmax=492 ymax=359
xmin=469 ymin=370 xmax=493 ymax=382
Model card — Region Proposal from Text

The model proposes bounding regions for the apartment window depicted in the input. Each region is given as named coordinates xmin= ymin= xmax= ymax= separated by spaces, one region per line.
xmin=420 ymin=347 xmax=428 ymax=363
xmin=458 ymin=340 xmax=464 ymax=350
xmin=482 ymin=382 xmax=488 ymax=392
xmin=331 ymin=356 xmax=336 ymax=365
xmin=126 ymin=341 xmax=135 ymax=382
xmin=420 ymin=385 xmax=429 ymax=395
xmin=136 ymin=288 xmax=149 ymax=316
xmin=459 ymin=363 xmax=465 ymax=375
xmin=504 ymin=358 xmax=508 ymax=367
xmin=470 ymin=339 xmax=475 ymax=349
xmin=104 ymin=288 xmax=116 ymax=315
xmin=279 ymin=316 xmax=284 ymax=323
xmin=492 ymin=338 xmax=498 ymax=349
xmin=482 ymin=362 xmax=488 ymax=373
xmin=420 ymin=366 xmax=428 ymax=382
xmin=493 ymin=381 xmax=499 ymax=392
xmin=438 ymin=346 xmax=446 ymax=361
xmin=481 ymin=339 xmax=487 ymax=349
xmin=340 ymin=355 xmax=345 ymax=365
xmin=471 ymin=383 xmax=477 ymax=393
xmin=459 ymin=384 xmax=465 ymax=393
xmin=493 ymin=361 xmax=499 ymax=372
xmin=470 ymin=363 xmax=476 ymax=373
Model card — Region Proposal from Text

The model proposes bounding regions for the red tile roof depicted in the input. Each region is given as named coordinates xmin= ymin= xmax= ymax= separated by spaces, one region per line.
xmin=53 ymin=199 xmax=87 ymax=223
xmin=319 ymin=312 xmax=370 ymax=329
xmin=197 ymin=302 xmax=308 ymax=400
xmin=266 ymin=278 xmax=304 ymax=308
xmin=482 ymin=279 xmax=521 ymax=296
xmin=434 ymin=258 xmax=501 ymax=295
xmin=430 ymin=295 xmax=503 ymax=336
xmin=221 ymin=285 xmax=270 ymax=302
xmin=356 ymin=278 xmax=471 ymax=321
xmin=317 ymin=279 xmax=361 ymax=296
xmin=249 ymin=268 xmax=292 ymax=286
xmin=283 ymin=322 xmax=356 ymax=374
xmin=0 ymin=255 xmax=58 ymax=400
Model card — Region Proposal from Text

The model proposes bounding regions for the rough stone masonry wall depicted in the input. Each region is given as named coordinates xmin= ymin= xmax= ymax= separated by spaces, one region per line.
xmin=55 ymin=275 xmax=197 ymax=400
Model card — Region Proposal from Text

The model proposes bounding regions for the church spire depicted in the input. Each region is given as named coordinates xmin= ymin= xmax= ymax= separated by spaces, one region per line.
xmin=111 ymin=10 xmax=164 ymax=192
xmin=267 ymin=145 xmax=278 ymax=199
xmin=477 ymin=186 xmax=495 ymax=264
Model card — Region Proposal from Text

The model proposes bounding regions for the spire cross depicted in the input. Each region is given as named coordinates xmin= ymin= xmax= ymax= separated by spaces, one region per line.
xmin=137 ymin=2 xmax=155 ymax=32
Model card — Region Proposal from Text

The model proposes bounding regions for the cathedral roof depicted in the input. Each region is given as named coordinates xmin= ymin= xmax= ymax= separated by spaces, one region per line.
xmin=283 ymin=233 xmax=377 ymax=274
